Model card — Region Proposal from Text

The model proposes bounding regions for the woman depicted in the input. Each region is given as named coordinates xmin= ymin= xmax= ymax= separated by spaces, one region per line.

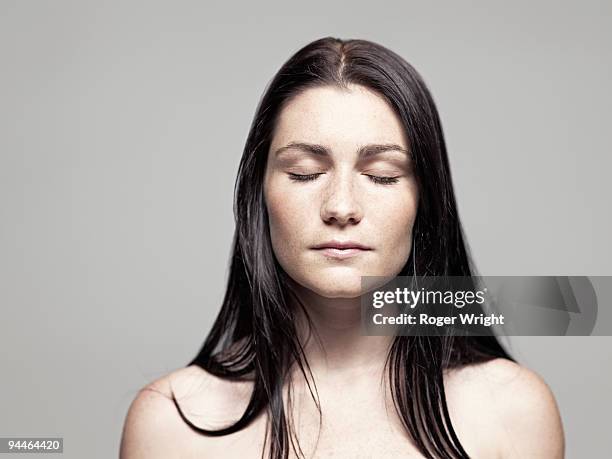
xmin=120 ymin=37 xmax=564 ymax=458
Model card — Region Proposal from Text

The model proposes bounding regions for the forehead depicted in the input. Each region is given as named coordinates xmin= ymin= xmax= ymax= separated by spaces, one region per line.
xmin=271 ymin=84 xmax=408 ymax=150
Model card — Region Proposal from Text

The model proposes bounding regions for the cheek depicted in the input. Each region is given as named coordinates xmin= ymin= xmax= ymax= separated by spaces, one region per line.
xmin=372 ymin=192 xmax=418 ymax=249
xmin=265 ymin=181 xmax=311 ymax=255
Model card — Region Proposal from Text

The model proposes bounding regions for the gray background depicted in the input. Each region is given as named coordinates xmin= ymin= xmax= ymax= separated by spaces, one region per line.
xmin=1 ymin=0 xmax=610 ymax=457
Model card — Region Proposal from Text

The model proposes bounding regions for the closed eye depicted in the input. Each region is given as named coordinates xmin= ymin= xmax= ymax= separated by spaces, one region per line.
xmin=364 ymin=174 xmax=400 ymax=185
xmin=287 ymin=172 xmax=323 ymax=182
xmin=287 ymin=172 xmax=400 ymax=185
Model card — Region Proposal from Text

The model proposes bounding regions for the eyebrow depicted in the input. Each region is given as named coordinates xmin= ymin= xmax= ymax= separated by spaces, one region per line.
xmin=273 ymin=142 xmax=410 ymax=160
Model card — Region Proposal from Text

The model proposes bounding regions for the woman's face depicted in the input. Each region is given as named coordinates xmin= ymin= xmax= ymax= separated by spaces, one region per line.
xmin=263 ymin=84 xmax=419 ymax=298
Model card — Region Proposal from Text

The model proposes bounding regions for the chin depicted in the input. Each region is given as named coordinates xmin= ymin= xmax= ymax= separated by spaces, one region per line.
xmin=311 ymin=288 xmax=363 ymax=299
xmin=305 ymin=274 xmax=364 ymax=299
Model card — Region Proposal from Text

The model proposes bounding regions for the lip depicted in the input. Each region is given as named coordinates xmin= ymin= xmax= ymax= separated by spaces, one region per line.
xmin=311 ymin=240 xmax=372 ymax=250
xmin=311 ymin=240 xmax=372 ymax=260
xmin=315 ymin=247 xmax=369 ymax=259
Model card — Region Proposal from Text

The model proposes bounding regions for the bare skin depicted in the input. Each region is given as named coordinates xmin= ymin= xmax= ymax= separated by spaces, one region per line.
xmin=120 ymin=358 xmax=564 ymax=458
xmin=120 ymin=85 xmax=564 ymax=458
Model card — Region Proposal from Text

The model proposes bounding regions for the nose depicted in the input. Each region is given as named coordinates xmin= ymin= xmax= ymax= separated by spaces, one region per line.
xmin=320 ymin=170 xmax=363 ymax=226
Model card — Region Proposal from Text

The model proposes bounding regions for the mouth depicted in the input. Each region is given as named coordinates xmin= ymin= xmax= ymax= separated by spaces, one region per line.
xmin=311 ymin=240 xmax=372 ymax=250
xmin=311 ymin=240 xmax=372 ymax=260
xmin=313 ymin=247 xmax=370 ymax=260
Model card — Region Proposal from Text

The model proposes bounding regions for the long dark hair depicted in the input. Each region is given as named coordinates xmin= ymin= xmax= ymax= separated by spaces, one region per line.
xmin=172 ymin=37 xmax=512 ymax=459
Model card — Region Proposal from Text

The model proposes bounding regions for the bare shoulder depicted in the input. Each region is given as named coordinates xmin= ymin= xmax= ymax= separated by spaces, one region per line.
xmin=119 ymin=366 xmax=204 ymax=458
xmin=445 ymin=358 xmax=565 ymax=459
xmin=119 ymin=365 xmax=252 ymax=459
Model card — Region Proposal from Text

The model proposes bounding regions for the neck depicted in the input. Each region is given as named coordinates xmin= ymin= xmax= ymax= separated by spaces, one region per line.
xmin=287 ymin=280 xmax=395 ymax=382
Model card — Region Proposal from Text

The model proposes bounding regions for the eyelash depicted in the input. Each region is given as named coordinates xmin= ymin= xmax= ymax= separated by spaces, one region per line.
xmin=287 ymin=173 xmax=400 ymax=185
